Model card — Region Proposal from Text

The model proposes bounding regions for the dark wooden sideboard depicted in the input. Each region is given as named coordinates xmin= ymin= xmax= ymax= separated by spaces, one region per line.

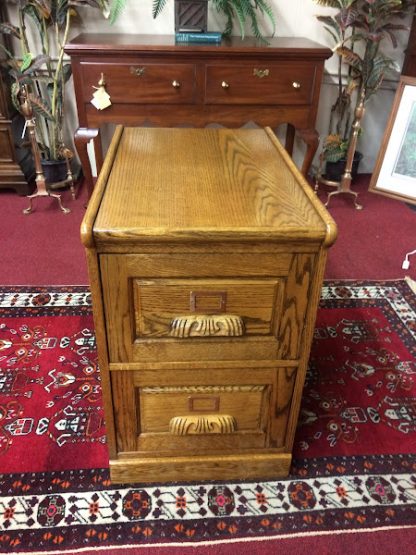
xmin=66 ymin=34 xmax=331 ymax=194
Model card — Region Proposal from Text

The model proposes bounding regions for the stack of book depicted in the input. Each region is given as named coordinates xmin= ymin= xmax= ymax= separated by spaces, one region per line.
xmin=175 ymin=31 xmax=222 ymax=44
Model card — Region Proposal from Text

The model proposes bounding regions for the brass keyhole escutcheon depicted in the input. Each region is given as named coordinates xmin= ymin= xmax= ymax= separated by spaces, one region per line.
xmin=130 ymin=66 xmax=145 ymax=77
xmin=253 ymin=68 xmax=269 ymax=78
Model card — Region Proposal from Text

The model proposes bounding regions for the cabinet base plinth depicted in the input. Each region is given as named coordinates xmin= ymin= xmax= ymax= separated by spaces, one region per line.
xmin=109 ymin=452 xmax=292 ymax=483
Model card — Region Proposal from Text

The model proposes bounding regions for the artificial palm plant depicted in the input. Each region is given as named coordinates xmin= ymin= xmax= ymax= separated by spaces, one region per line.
xmin=0 ymin=0 xmax=126 ymax=164
xmin=316 ymin=0 xmax=415 ymax=166
xmin=153 ymin=0 xmax=276 ymax=41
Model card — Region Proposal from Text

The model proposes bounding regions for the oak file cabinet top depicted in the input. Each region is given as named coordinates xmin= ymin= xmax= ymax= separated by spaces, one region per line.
xmin=81 ymin=126 xmax=336 ymax=250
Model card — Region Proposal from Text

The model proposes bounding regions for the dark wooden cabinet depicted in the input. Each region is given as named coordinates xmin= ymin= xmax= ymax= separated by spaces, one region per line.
xmin=66 ymin=34 xmax=331 ymax=195
xmin=403 ymin=14 xmax=416 ymax=77
xmin=0 ymin=6 xmax=34 ymax=195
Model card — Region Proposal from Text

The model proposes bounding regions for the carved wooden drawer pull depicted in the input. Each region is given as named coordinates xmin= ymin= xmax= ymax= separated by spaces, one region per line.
xmin=170 ymin=314 xmax=245 ymax=338
xmin=292 ymin=81 xmax=301 ymax=89
xmin=130 ymin=66 xmax=145 ymax=76
xmin=172 ymin=80 xmax=181 ymax=88
xmin=169 ymin=415 xmax=237 ymax=435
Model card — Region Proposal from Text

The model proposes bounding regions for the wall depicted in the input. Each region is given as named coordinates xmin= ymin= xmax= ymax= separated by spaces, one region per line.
xmin=7 ymin=1 xmax=413 ymax=173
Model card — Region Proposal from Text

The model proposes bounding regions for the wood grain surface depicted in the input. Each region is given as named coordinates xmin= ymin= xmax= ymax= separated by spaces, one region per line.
xmin=93 ymin=127 xmax=331 ymax=243
xmin=83 ymin=126 xmax=336 ymax=483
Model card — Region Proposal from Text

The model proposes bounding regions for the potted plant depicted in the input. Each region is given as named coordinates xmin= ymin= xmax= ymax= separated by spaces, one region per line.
xmin=0 ymin=1 xmax=126 ymax=184
xmin=315 ymin=0 xmax=415 ymax=182
xmin=153 ymin=0 xmax=276 ymax=42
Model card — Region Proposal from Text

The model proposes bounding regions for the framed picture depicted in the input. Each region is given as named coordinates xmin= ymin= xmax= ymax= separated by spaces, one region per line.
xmin=369 ymin=75 xmax=416 ymax=204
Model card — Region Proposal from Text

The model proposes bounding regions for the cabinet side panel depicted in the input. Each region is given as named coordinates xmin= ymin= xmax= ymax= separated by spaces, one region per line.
xmin=277 ymin=253 xmax=315 ymax=360
xmin=284 ymin=248 xmax=328 ymax=450
xmin=111 ymin=370 xmax=137 ymax=454
xmin=85 ymin=248 xmax=117 ymax=459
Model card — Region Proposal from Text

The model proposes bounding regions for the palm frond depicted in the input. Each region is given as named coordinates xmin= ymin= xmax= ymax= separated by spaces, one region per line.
xmin=152 ymin=0 xmax=169 ymax=19
xmin=212 ymin=0 xmax=275 ymax=42
xmin=213 ymin=0 xmax=234 ymax=37
xmin=109 ymin=0 xmax=127 ymax=23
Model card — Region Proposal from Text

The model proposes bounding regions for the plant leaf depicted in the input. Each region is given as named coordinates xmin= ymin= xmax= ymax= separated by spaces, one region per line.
xmin=20 ymin=53 xmax=33 ymax=72
xmin=22 ymin=54 xmax=50 ymax=75
xmin=28 ymin=93 xmax=55 ymax=122
xmin=109 ymin=0 xmax=127 ymax=23
xmin=152 ymin=0 xmax=168 ymax=18
xmin=0 ymin=23 xmax=22 ymax=39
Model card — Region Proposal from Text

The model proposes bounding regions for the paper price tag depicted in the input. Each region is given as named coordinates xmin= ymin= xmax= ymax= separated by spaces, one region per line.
xmin=91 ymin=87 xmax=112 ymax=111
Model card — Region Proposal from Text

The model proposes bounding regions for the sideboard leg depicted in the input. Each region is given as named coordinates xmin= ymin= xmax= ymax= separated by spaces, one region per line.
xmin=298 ymin=128 xmax=319 ymax=178
xmin=285 ymin=124 xmax=295 ymax=156
xmin=74 ymin=127 xmax=102 ymax=198
xmin=284 ymin=125 xmax=319 ymax=178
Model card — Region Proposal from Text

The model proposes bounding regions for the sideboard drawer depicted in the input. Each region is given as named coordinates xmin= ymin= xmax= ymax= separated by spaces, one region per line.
xmin=79 ymin=61 xmax=197 ymax=104
xmin=205 ymin=63 xmax=316 ymax=105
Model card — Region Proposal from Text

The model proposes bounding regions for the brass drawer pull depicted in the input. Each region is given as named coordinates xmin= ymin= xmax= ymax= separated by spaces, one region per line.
xmin=172 ymin=80 xmax=181 ymax=88
xmin=130 ymin=66 xmax=145 ymax=76
xmin=169 ymin=414 xmax=237 ymax=435
xmin=170 ymin=314 xmax=245 ymax=338
xmin=97 ymin=72 xmax=106 ymax=87
xmin=292 ymin=81 xmax=301 ymax=89
xmin=221 ymin=81 xmax=229 ymax=89
xmin=253 ymin=68 xmax=269 ymax=78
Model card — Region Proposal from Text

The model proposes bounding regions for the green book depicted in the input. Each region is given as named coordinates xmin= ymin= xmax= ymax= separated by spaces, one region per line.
xmin=175 ymin=32 xmax=222 ymax=43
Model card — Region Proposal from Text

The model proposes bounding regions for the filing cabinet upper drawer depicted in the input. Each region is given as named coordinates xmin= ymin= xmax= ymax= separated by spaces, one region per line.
xmin=205 ymin=63 xmax=316 ymax=105
xmin=100 ymin=251 xmax=316 ymax=364
xmin=79 ymin=61 xmax=197 ymax=104
xmin=133 ymin=278 xmax=280 ymax=339
xmin=112 ymin=366 xmax=297 ymax=454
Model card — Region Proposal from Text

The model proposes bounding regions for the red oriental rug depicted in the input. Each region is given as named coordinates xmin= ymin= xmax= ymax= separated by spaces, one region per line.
xmin=0 ymin=281 xmax=415 ymax=553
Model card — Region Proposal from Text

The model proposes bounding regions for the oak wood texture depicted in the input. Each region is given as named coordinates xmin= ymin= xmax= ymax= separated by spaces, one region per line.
xmin=82 ymin=126 xmax=336 ymax=483
xmin=66 ymin=34 xmax=331 ymax=194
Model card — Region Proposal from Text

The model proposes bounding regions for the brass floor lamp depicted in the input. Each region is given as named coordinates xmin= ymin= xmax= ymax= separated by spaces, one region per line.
xmin=315 ymin=89 xmax=366 ymax=210
xmin=19 ymin=85 xmax=73 ymax=215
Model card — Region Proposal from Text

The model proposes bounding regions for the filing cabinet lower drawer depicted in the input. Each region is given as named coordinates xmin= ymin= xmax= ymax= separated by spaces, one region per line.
xmin=111 ymin=366 xmax=297 ymax=456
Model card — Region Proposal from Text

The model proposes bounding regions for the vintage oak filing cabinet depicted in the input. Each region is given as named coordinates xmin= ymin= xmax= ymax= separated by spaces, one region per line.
xmin=82 ymin=126 xmax=337 ymax=483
